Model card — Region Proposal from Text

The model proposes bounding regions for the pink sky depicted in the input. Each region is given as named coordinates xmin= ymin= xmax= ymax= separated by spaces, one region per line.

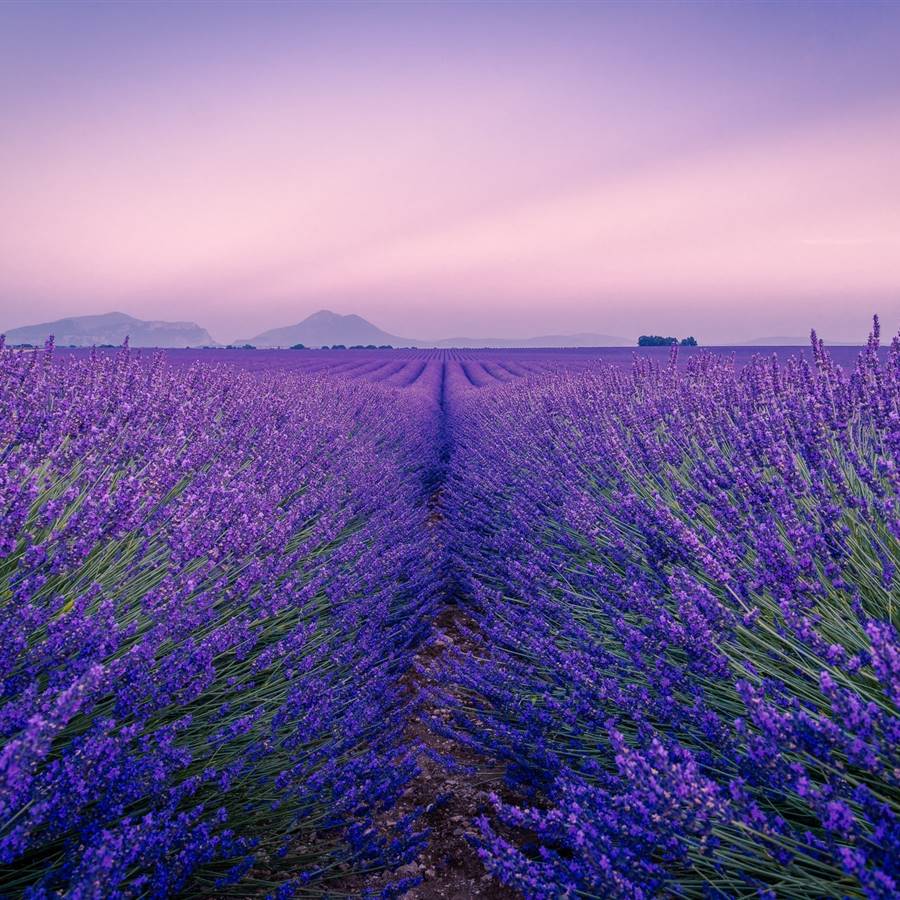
xmin=1 ymin=1 xmax=899 ymax=343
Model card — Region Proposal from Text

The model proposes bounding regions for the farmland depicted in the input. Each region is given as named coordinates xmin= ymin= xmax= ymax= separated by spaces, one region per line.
xmin=1 ymin=328 xmax=898 ymax=898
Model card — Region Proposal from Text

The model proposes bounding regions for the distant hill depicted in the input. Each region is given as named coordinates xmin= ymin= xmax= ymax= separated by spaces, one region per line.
xmin=742 ymin=336 xmax=856 ymax=347
xmin=433 ymin=332 xmax=627 ymax=348
xmin=6 ymin=307 xmax=634 ymax=350
xmin=241 ymin=311 xmax=629 ymax=348
xmin=241 ymin=310 xmax=419 ymax=348
xmin=3 ymin=312 xmax=216 ymax=347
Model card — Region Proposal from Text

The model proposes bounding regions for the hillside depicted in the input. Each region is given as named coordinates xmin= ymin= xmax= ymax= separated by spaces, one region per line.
xmin=433 ymin=332 xmax=627 ymax=348
xmin=241 ymin=310 xmax=419 ymax=348
xmin=3 ymin=312 xmax=216 ymax=348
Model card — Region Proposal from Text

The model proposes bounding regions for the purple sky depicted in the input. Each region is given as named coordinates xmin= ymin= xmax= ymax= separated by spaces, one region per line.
xmin=1 ymin=0 xmax=899 ymax=344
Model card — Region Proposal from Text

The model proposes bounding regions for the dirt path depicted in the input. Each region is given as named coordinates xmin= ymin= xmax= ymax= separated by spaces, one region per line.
xmin=332 ymin=604 xmax=521 ymax=899
xmin=387 ymin=606 xmax=520 ymax=899
xmin=354 ymin=371 xmax=521 ymax=898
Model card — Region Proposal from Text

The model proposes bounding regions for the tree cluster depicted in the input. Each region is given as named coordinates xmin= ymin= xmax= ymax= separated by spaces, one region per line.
xmin=638 ymin=335 xmax=698 ymax=347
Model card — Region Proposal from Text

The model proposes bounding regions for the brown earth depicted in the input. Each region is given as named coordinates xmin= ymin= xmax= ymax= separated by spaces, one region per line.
xmin=341 ymin=423 xmax=526 ymax=897
xmin=337 ymin=605 xmax=522 ymax=899
xmin=390 ymin=607 xmax=520 ymax=900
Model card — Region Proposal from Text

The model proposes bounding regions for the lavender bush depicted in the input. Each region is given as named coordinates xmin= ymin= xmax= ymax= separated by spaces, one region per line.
xmin=443 ymin=322 xmax=899 ymax=897
xmin=0 ymin=340 xmax=437 ymax=896
xmin=4 ymin=330 xmax=897 ymax=898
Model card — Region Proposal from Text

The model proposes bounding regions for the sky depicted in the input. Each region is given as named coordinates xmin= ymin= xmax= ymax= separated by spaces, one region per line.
xmin=1 ymin=0 xmax=899 ymax=344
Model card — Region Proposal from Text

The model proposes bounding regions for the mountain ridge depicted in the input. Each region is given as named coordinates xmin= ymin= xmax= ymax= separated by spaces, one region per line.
xmin=432 ymin=331 xmax=627 ymax=348
xmin=9 ymin=309 xmax=864 ymax=350
xmin=242 ymin=310 xmax=629 ymax=348
xmin=3 ymin=312 xmax=216 ymax=348
xmin=738 ymin=335 xmax=856 ymax=347
xmin=239 ymin=309 xmax=419 ymax=348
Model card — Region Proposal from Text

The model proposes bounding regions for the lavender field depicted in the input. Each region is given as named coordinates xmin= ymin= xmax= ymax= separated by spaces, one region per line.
xmin=1 ymin=326 xmax=898 ymax=899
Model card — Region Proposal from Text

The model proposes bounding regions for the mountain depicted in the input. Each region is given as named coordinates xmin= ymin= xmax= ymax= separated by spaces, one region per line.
xmin=240 ymin=310 xmax=419 ymax=348
xmin=241 ymin=311 xmax=628 ymax=348
xmin=432 ymin=332 xmax=627 ymax=348
xmin=3 ymin=312 xmax=216 ymax=348
xmin=6 ymin=308 xmax=632 ymax=350
xmin=742 ymin=336 xmax=812 ymax=346
xmin=742 ymin=336 xmax=856 ymax=346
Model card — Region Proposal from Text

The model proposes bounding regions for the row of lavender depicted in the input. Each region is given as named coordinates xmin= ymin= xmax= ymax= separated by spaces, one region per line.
xmin=0 ymin=340 xmax=440 ymax=897
xmin=443 ymin=325 xmax=899 ymax=897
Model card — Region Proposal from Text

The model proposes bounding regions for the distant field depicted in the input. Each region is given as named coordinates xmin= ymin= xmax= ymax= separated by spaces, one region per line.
xmin=59 ymin=342 xmax=876 ymax=383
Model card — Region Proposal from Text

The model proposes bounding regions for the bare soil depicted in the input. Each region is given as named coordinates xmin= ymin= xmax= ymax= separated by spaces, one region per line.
xmin=343 ymin=401 xmax=524 ymax=898
xmin=336 ymin=605 xmax=520 ymax=900
xmin=390 ymin=607 xmax=520 ymax=900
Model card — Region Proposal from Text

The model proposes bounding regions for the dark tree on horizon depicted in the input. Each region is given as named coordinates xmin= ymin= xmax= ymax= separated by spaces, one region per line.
xmin=638 ymin=335 xmax=678 ymax=346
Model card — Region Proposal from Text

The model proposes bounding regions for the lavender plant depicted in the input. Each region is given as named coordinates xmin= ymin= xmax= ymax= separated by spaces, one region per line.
xmin=5 ymin=331 xmax=897 ymax=898
xmin=0 ymin=339 xmax=436 ymax=897
xmin=443 ymin=322 xmax=899 ymax=898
